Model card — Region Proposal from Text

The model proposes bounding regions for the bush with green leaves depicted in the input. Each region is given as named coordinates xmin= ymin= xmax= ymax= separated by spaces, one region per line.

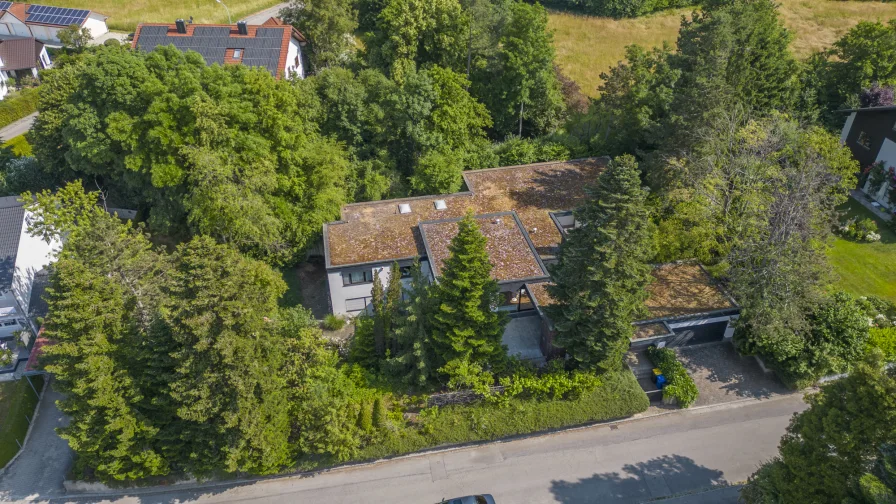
xmin=838 ymin=217 xmax=881 ymax=242
xmin=323 ymin=314 xmax=346 ymax=331
xmin=493 ymin=363 xmax=601 ymax=405
xmin=646 ymin=346 xmax=698 ymax=408
xmin=0 ymin=87 xmax=38 ymax=129
xmin=546 ymin=0 xmax=690 ymax=18
xmin=868 ymin=327 xmax=896 ymax=362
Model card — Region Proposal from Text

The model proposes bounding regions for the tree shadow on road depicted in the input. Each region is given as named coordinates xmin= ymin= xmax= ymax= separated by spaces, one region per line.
xmin=550 ymin=454 xmax=727 ymax=503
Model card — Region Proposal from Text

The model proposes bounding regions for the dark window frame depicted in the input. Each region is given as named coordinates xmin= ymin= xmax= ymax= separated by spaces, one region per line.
xmin=232 ymin=48 xmax=244 ymax=60
xmin=345 ymin=296 xmax=371 ymax=313
xmin=342 ymin=269 xmax=374 ymax=286
xmin=399 ymin=266 xmax=412 ymax=278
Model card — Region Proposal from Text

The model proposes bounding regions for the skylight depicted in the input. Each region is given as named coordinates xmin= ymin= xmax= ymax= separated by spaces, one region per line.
xmin=398 ymin=203 xmax=411 ymax=214
xmin=434 ymin=200 xmax=447 ymax=211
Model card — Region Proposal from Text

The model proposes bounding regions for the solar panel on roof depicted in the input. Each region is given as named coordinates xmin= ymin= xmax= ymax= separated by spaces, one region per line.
xmin=25 ymin=4 xmax=90 ymax=25
xmin=0 ymin=2 xmax=12 ymax=11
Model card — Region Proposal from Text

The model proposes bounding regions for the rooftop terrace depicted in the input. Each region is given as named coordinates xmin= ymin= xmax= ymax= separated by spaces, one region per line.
xmin=324 ymin=158 xmax=607 ymax=268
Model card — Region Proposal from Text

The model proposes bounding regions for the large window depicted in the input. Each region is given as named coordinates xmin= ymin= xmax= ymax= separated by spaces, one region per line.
xmin=342 ymin=270 xmax=373 ymax=286
xmin=399 ymin=266 xmax=412 ymax=278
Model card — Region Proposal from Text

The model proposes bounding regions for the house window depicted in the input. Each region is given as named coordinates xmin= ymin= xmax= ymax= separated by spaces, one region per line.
xmin=2 ymin=320 xmax=18 ymax=327
xmin=40 ymin=52 xmax=49 ymax=68
xmin=342 ymin=270 xmax=373 ymax=286
xmin=857 ymin=131 xmax=872 ymax=150
xmin=345 ymin=296 xmax=371 ymax=313
xmin=232 ymin=48 xmax=243 ymax=60
xmin=399 ymin=266 xmax=412 ymax=278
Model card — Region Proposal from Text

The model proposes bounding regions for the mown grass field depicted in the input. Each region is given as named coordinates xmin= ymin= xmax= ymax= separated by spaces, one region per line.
xmin=828 ymin=198 xmax=896 ymax=303
xmin=550 ymin=0 xmax=896 ymax=97
xmin=44 ymin=0 xmax=282 ymax=32
xmin=0 ymin=375 xmax=44 ymax=468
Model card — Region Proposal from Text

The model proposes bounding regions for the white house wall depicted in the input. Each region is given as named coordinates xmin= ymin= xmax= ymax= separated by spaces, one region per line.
xmin=12 ymin=209 xmax=60 ymax=316
xmin=285 ymin=38 xmax=304 ymax=79
xmin=29 ymin=24 xmax=51 ymax=41
xmin=82 ymin=14 xmax=108 ymax=38
xmin=328 ymin=260 xmax=432 ymax=315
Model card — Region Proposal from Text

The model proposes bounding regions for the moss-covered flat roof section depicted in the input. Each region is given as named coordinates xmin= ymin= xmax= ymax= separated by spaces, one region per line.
xmin=527 ymin=281 xmax=557 ymax=308
xmin=644 ymin=263 xmax=736 ymax=319
xmin=421 ymin=215 xmax=546 ymax=282
xmin=633 ymin=322 xmax=670 ymax=340
xmin=325 ymin=158 xmax=607 ymax=267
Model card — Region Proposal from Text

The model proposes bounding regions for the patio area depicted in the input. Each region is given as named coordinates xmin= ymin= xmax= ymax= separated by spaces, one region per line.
xmin=502 ymin=315 xmax=546 ymax=365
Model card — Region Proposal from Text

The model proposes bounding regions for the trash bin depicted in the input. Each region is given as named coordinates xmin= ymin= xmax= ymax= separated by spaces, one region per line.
xmin=655 ymin=374 xmax=667 ymax=390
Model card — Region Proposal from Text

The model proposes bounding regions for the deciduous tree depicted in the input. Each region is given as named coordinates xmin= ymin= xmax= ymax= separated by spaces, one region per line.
xmin=280 ymin=0 xmax=358 ymax=71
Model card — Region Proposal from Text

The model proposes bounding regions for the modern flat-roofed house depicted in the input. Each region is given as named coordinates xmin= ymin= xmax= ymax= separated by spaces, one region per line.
xmin=132 ymin=17 xmax=306 ymax=79
xmin=323 ymin=158 xmax=608 ymax=316
xmin=840 ymin=105 xmax=896 ymax=211
xmin=0 ymin=34 xmax=50 ymax=98
xmin=0 ymin=196 xmax=59 ymax=341
xmin=0 ymin=2 xmax=108 ymax=44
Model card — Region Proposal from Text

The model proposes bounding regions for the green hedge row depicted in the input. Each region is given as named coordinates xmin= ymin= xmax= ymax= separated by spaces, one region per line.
xmin=546 ymin=0 xmax=691 ymax=18
xmin=346 ymin=371 xmax=650 ymax=465
xmin=646 ymin=346 xmax=698 ymax=408
xmin=0 ymin=88 xmax=39 ymax=130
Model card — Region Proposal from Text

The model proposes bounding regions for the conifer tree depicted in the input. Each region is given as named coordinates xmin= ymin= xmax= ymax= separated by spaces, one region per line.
xmin=547 ymin=155 xmax=655 ymax=372
xmin=371 ymin=271 xmax=386 ymax=356
xmin=389 ymin=259 xmax=436 ymax=386
xmin=384 ymin=262 xmax=403 ymax=353
xmin=430 ymin=212 xmax=507 ymax=371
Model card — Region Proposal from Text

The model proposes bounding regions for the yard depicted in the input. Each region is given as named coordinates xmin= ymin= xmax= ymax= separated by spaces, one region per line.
xmin=549 ymin=0 xmax=896 ymax=97
xmin=828 ymin=198 xmax=896 ymax=303
xmin=0 ymin=375 xmax=44 ymax=468
xmin=39 ymin=0 xmax=282 ymax=32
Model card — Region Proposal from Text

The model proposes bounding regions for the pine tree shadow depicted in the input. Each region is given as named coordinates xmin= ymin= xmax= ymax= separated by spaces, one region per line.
xmin=550 ymin=454 xmax=727 ymax=503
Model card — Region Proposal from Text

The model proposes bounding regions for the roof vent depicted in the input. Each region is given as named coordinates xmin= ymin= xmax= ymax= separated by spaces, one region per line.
xmin=236 ymin=20 xmax=248 ymax=35
xmin=434 ymin=200 xmax=447 ymax=211
xmin=398 ymin=203 xmax=412 ymax=214
xmin=175 ymin=19 xmax=187 ymax=34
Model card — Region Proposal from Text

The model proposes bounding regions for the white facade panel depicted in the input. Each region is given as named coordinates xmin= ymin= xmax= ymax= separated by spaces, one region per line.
xmin=840 ymin=112 xmax=857 ymax=144
xmin=82 ymin=15 xmax=108 ymax=39
xmin=328 ymin=260 xmax=432 ymax=315
xmin=12 ymin=209 xmax=60 ymax=315
xmin=285 ymin=38 xmax=303 ymax=79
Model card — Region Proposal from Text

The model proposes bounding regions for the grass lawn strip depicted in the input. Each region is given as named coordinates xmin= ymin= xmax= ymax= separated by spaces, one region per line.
xmin=0 ymin=375 xmax=45 ymax=468
xmin=828 ymin=198 xmax=896 ymax=303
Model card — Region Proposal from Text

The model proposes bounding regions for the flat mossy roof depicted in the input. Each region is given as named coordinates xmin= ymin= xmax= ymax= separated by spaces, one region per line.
xmin=325 ymin=158 xmax=607 ymax=268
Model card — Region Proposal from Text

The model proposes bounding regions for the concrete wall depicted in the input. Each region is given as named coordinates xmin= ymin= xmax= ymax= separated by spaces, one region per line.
xmin=328 ymin=259 xmax=432 ymax=315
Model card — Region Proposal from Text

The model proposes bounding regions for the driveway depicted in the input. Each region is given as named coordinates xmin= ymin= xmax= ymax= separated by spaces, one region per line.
xmin=0 ymin=379 xmax=71 ymax=501
xmin=0 ymin=113 xmax=37 ymax=142
xmin=675 ymin=343 xmax=790 ymax=407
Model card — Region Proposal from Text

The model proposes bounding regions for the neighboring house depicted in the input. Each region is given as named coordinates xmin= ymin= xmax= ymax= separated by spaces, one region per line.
xmin=840 ymin=105 xmax=896 ymax=211
xmin=0 ymin=2 xmax=108 ymax=44
xmin=0 ymin=34 xmax=50 ymax=99
xmin=0 ymin=195 xmax=58 ymax=342
xmin=131 ymin=17 xmax=307 ymax=79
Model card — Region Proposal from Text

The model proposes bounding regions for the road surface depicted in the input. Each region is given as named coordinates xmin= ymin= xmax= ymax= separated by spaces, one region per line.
xmin=16 ymin=394 xmax=804 ymax=504
xmin=0 ymin=113 xmax=37 ymax=142
xmin=241 ymin=2 xmax=290 ymax=25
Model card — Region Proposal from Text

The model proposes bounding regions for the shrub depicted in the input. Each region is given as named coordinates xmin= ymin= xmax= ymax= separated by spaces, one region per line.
xmin=867 ymin=327 xmax=896 ymax=362
xmin=323 ymin=313 xmax=346 ymax=331
xmin=837 ymin=217 xmax=881 ymax=242
xmin=0 ymin=345 xmax=13 ymax=367
xmin=2 ymin=135 xmax=31 ymax=157
xmin=0 ymin=88 xmax=38 ymax=129
xmin=372 ymin=397 xmax=387 ymax=429
xmin=646 ymin=346 xmax=699 ymax=408
xmin=356 ymin=401 xmax=372 ymax=432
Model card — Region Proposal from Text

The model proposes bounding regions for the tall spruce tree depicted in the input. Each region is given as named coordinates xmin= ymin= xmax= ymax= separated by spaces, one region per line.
xmin=384 ymin=261 xmax=403 ymax=354
xmin=371 ymin=271 xmax=386 ymax=357
xmin=387 ymin=259 xmax=436 ymax=387
xmin=158 ymin=237 xmax=291 ymax=475
xmin=430 ymin=213 xmax=507 ymax=371
xmin=547 ymin=155 xmax=655 ymax=372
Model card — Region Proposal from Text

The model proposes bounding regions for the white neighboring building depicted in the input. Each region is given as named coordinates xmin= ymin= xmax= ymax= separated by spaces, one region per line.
xmin=0 ymin=2 xmax=108 ymax=44
xmin=0 ymin=196 xmax=59 ymax=340
xmin=0 ymin=34 xmax=50 ymax=99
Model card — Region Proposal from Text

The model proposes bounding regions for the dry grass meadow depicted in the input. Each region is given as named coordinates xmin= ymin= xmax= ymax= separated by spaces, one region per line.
xmin=550 ymin=0 xmax=896 ymax=97
xmin=48 ymin=0 xmax=283 ymax=32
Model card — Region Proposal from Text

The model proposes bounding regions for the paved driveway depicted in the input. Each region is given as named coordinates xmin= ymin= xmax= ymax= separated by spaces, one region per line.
xmin=0 ymin=380 xmax=71 ymax=502
xmin=675 ymin=343 xmax=790 ymax=407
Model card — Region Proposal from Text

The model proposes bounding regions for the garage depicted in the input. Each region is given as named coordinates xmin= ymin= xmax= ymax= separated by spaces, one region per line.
xmin=668 ymin=320 xmax=730 ymax=347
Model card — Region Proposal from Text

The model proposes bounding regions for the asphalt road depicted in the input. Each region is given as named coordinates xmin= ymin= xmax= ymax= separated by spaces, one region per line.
xmin=0 ymin=113 xmax=37 ymax=142
xmin=240 ymin=2 xmax=290 ymax=25
xmin=36 ymin=394 xmax=805 ymax=504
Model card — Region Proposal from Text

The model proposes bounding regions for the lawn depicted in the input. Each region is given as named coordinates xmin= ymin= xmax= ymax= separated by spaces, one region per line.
xmin=43 ymin=0 xmax=283 ymax=32
xmin=550 ymin=0 xmax=896 ymax=97
xmin=0 ymin=375 xmax=45 ymax=468
xmin=828 ymin=198 xmax=896 ymax=303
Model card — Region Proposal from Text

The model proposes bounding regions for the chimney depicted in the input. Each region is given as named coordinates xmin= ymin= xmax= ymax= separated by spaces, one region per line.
xmin=237 ymin=21 xmax=248 ymax=35
xmin=175 ymin=19 xmax=187 ymax=34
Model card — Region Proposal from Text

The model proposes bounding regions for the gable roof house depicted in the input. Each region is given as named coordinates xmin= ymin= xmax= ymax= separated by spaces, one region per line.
xmin=0 ymin=196 xmax=59 ymax=373
xmin=0 ymin=33 xmax=50 ymax=99
xmin=132 ymin=17 xmax=307 ymax=79
xmin=840 ymin=105 xmax=896 ymax=213
xmin=0 ymin=2 xmax=108 ymax=44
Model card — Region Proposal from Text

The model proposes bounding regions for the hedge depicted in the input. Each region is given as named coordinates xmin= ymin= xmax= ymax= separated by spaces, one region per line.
xmin=546 ymin=0 xmax=691 ymax=18
xmin=2 ymin=135 xmax=32 ymax=157
xmin=646 ymin=346 xmax=699 ymax=408
xmin=0 ymin=88 xmax=39 ymax=130
xmin=296 ymin=371 xmax=649 ymax=469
